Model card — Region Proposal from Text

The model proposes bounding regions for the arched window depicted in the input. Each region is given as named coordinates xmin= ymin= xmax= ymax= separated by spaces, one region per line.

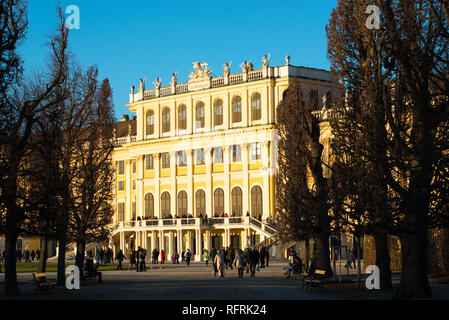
xmin=214 ymin=188 xmax=224 ymax=216
xmin=251 ymin=93 xmax=261 ymax=121
xmin=146 ymin=110 xmax=154 ymax=135
xmin=144 ymin=193 xmax=154 ymax=218
xmin=214 ymin=99 xmax=223 ymax=126
xmin=231 ymin=187 xmax=242 ymax=216
xmin=161 ymin=191 xmax=171 ymax=218
xmin=195 ymin=101 xmax=205 ymax=129
xmin=195 ymin=189 xmax=206 ymax=217
xmin=251 ymin=186 xmax=263 ymax=218
xmin=177 ymin=191 xmax=187 ymax=216
xmin=178 ymin=104 xmax=187 ymax=130
xmin=232 ymin=96 xmax=242 ymax=123
xmin=162 ymin=107 xmax=170 ymax=133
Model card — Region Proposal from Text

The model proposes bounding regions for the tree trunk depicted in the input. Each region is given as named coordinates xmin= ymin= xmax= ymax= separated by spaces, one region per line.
xmin=373 ymin=231 xmax=392 ymax=290
xmin=314 ymin=233 xmax=333 ymax=277
xmin=4 ymin=232 xmax=20 ymax=296
xmin=75 ymin=241 xmax=86 ymax=279
xmin=38 ymin=238 xmax=48 ymax=273
xmin=305 ymin=239 xmax=310 ymax=272
xmin=396 ymin=231 xmax=432 ymax=298
xmin=57 ymin=237 xmax=67 ymax=286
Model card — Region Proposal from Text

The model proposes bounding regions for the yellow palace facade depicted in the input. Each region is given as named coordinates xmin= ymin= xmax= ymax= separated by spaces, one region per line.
xmin=109 ymin=56 xmax=334 ymax=260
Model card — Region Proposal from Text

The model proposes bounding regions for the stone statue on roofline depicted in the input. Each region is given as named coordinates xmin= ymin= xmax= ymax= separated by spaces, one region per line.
xmin=240 ymin=60 xmax=248 ymax=73
xmin=223 ymin=62 xmax=231 ymax=76
xmin=189 ymin=62 xmax=212 ymax=80
xmin=262 ymin=54 xmax=270 ymax=68
xmin=130 ymin=85 xmax=135 ymax=94
xmin=153 ymin=77 xmax=162 ymax=89
xmin=285 ymin=55 xmax=290 ymax=65
xmin=139 ymin=78 xmax=145 ymax=92
xmin=171 ymin=72 xmax=177 ymax=86
xmin=247 ymin=60 xmax=254 ymax=71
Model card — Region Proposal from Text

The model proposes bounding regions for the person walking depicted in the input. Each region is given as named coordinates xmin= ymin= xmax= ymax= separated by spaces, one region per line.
xmin=233 ymin=249 xmax=245 ymax=279
xmin=160 ymin=250 xmax=165 ymax=264
xmin=36 ymin=249 xmax=40 ymax=262
xmin=244 ymin=248 xmax=250 ymax=274
xmin=115 ymin=249 xmax=125 ymax=270
xmin=259 ymin=247 xmax=265 ymax=268
xmin=185 ymin=249 xmax=192 ymax=266
xmin=24 ymin=249 xmax=30 ymax=263
xmin=211 ymin=248 xmax=218 ymax=277
xmin=30 ymin=250 xmax=35 ymax=262
xmin=345 ymin=247 xmax=355 ymax=269
xmin=249 ymin=248 xmax=259 ymax=277
xmin=265 ymin=248 xmax=270 ymax=267
xmin=175 ymin=252 xmax=180 ymax=264
xmin=214 ymin=249 xmax=225 ymax=278
xmin=139 ymin=248 xmax=146 ymax=272
xmin=203 ymin=250 xmax=210 ymax=266
xmin=181 ymin=251 xmax=185 ymax=264
xmin=129 ymin=250 xmax=137 ymax=270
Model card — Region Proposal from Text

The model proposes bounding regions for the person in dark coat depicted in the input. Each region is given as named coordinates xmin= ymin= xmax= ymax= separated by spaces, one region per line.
xmin=115 ymin=249 xmax=125 ymax=270
xmin=85 ymin=256 xmax=103 ymax=283
xmin=259 ymin=247 xmax=265 ymax=268
xmin=249 ymin=248 xmax=259 ymax=277
xmin=185 ymin=249 xmax=192 ymax=266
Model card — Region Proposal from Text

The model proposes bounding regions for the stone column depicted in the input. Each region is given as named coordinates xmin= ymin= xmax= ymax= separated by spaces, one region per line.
xmin=196 ymin=229 xmax=201 ymax=261
xmin=242 ymin=143 xmax=249 ymax=216
xmin=206 ymin=230 xmax=211 ymax=252
xmin=223 ymin=146 xmax=230 ymax=215
xmin=154 ymin=153 xmax=160 ymax=218
xmin=187 ymin=149 xmax=193 ymax=216
xmin=170 ymin=151 xmax=176 ymax=216
xmin=126 ymin=159 xmax=132 ymax=220
xmin=151 ymin=231 xmax=156 ymax=250
xmin=262 ymin=141 xmax=270 ymax=219
xmin=168 ymin=231 xmax=173 ymax=257
xmin=205 ymin=147 xmax=213 ymax=217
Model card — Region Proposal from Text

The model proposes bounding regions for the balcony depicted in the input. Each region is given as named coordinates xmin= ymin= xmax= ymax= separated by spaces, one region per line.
xmin=111 ymin=216 xmax=276 ymax=237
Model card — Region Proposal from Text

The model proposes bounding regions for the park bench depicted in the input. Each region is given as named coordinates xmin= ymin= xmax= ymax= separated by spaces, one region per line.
xmin=302 ymin=269 xmax=328 ymax=290
xmin=32 ymin=273 xmax=57 ymax=292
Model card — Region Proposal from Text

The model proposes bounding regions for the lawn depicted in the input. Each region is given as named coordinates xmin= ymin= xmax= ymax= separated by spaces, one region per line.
xmin=0 ymin=262 xmax=122 ymax=273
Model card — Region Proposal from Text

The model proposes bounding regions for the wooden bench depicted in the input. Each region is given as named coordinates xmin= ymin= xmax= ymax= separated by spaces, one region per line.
xmin=302 ymin=269 xmax=328 ymax=290
xmin=32 ymin=273 xmax=57 ymax=292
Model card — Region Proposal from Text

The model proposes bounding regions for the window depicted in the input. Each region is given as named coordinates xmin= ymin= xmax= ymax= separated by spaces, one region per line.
xmin=132 ymin=159 xmax=136 ymax=173
xmin=132 ymin=179 xmax=136 ymax=190
xmin=251 ymin=142 xmax=261 ymax=160
xmin=178 ymin=104 xmax=187 ymax=130
xmin=118 ymin=180 xmax=125 ymax=191
xmin=145 ymin=154 xmax=153 ymax=170
xmin=161 ymin=152 xmax=170 ymax=169
xmin=213 ymin=147 xmax=223 ymax=164
xmin=177 ymin=191 xmax=187 ymax=216
xmin=118 ymin=161 xmax=124 ymax=175
xmin=162 ymin=107 xmax=170 ymax=133
xmin=214 ymin=188 xmax=224 ymax=216
xmin=214 ymin=99 xmax=223 ymax=126
xmin=195 ymin=189 xmax=206 ymax=217
xmin=195 ymin=149 xmax=205 ymax=165
xmin=161 ymin=192 xmax=171 ymax=218
xmin=251 ymin=186 xmax=263 ymax=218
xmin=232 ymin=96 xmax=242 ymax=123
xmin=231 ymin=187 xmax=242 ymax=216
xmin=231 ymin=145 xmax=241 ymax=162
xmin=144 ymin=193 xmax=154 ymax=218
xmin=118 ymin=202 xmax=125 ymax=221
xmin=177 ymin=151 xmax=187 ymax=167
xmin=251 ymin=93 xmax=261 ymax=120
xmin=146 ymin=110 xmax=154 ymax=135
xmin=195 ymin=101 xmax=205 ymax=129
xmin=132 ymin=200 xmax=136 ymax=220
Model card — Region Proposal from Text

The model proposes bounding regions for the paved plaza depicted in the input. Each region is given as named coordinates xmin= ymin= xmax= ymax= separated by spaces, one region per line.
xmin=1 ymin=259 xmax=448 ymax=300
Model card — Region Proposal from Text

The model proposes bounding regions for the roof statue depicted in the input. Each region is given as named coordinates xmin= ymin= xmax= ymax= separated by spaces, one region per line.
xmin=285 ymin=55 xmax=291 ymax=65
xmin=171 ymin=72 xmax=178 ymax=86
xmin=189 ymin=62 xmax=212 ymax=80
xmin=153 ymin=77 xmax=162 ymax=89
xmin=240 ymin=60 xmax=248 ymax=73
xmin=223 ymin=62 xmax=232 ymax=76
xmin=262 ymin=54 xmax=270 ymax=68
xmin=139 ymin=78 xmax=145 ymax=92
xmin=247 ymin=60 xmax=254 ymax=71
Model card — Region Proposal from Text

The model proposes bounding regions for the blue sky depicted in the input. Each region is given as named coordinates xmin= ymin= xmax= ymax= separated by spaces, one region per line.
xmin=20 ymin=0 xmax=337 ymax=119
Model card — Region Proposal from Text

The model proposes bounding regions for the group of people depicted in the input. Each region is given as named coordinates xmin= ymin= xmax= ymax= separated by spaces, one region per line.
xmin=206 ymin=246 xmax=269 ymax=279
xmin=0 ymin=249 xmax=41 ymax=263
xmin=95 ymin=248 xmax=114 ymax=264
xmin=128 ymin=247 xmax=147 ymax=272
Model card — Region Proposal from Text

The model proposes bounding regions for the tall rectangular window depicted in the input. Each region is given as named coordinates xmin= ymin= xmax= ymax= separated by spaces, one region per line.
xmin=118 ymin=180 xmax=125 ymax=191
xmin=213 ymin=147 xmax=223 ymax=163
xmin=177 ymin=151 xmax=187 ymax=167
xmin=161 ymin=152 xmax=170 ymax=169
xmin=231 ymin=145 xmax=242 ymax=162
xmin=132 ymin=159 xmax=136 ymax=173
xmin=251 ymin=143 xmax=261 ymax=160
xmin=145 ymin=154 xmax=153 ymax=170
xmin=118 ymin=202 xmax=125 ymax=222
xmin=132 ymin=201 xmax=136 ymax=220
xmin=195 ymin=149 xmax=205 ymax=165
xmin=118 ymin=161 xmax=125 ymax=175
xmin=132 ymin=179 xmax=136 ymax=190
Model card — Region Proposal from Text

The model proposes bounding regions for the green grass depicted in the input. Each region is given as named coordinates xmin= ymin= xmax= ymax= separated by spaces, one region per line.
xmin=0 ymin=262 xmax=123 ymax=273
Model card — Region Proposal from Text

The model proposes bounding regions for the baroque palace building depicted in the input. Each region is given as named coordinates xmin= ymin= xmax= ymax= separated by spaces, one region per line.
xmin=109 ymin=56 xmax=336 ymax=261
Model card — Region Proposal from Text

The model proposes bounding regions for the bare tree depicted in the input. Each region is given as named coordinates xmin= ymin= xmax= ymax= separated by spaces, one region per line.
xmin=0 ymin=3 xmax=68 ymax=296
xmin=276 ymin=80 xmax=334 ymax=276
